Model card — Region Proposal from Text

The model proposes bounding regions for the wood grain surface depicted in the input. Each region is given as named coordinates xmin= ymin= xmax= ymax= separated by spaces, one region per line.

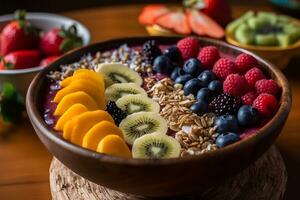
xmin=0 ymin=4 xmax=299 ymax=200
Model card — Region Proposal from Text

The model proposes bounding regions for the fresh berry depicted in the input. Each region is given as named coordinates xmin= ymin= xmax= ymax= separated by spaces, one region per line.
xmin=175 ymin=74 xmax=193 ymax=85
xmin=209 ymin=93 xmax=241 ymax=115
xmin=197 ymin=46 xmax=220 ymax=69
xmin=155 ymin=11 xmax=192 ymax=35
xmin=196 ymin=88 xmax=211 ymax=102
xmin=197 ymin=70 xmax=216 ymax=87
xmin=201 ymin=0 xmax=231 ymax=27
xmin=176 ymin=37 xmax=199 ymax=60
xmin=142 ymin=40 xmax=162 ymax=64
xmin=216 ymin=132 xmax=240 ymax=148
xmin=153 ymin=55 xmax=174 ymax=75
xmin=1 ymin=10 xmax=40 ymax=55
xmin=106 ymin=101 xmax=127 ymax=125
xmin=237 ymin=105 xmax=259 ymax=127
xmin=2 ymin=50 xmax=41 ymax=69
xmin=208 ymin=80 xmax=222 ymax=94
xmin=138 ymin=4 xmax=170 ymax=25
xmin=241 ymin=91 xmax=257 ymax=105
xmin=235 ymin=53 xmax=258 ymax=73
xmin=190 ymin=100 xmax=209 ymax=115
xmin=212 ymin=58 xmax=236 ymax=80
xmin=183 ymin=78 xmax=202 ymax=96
xmin=39 ymin=55 xmax=60 ymax=66
xmin=255 ymin=79 xmax=280 ymax=96
xmin=163 ymin=45 xmax=182 ymax=64
xmin=244 ymin=67 xmax=266 ymax=88
xmin=253 ymin=93 xmax=278 ymax=117
xmin=40 ymin=25 xmax=83 ymax=56
xmin=223 ymin=73 xmax=248 ymax=96
xmin=183 ymin=58 xmax=202 ymax=77
xmin=214 ymin=115 xmax=238 ymax=133
xmin=170 ymin=67 xmax=185 ymax=80
xmin=186 ymin=10 xmax=225 ymax=39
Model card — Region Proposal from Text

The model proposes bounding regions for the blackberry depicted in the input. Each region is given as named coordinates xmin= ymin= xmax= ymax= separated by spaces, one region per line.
xmin=142 ymin=40 xmax=162 ymax=64
xmin=209 ymin=93 xmax=241 ymax=116
xmin=106 ymin=101 xmax=127 ymax=125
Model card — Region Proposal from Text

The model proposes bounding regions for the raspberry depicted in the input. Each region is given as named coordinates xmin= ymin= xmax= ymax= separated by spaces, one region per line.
xmin=235 ymin=53 xmax=258 ymax=73
xmin=209 ymin=93 xmax=241 ymax=115
xmin=244 ymin=67 xmax=266 ymax=88
xmin=212 ymin=58 xmax=236 ymax=80
xmin=197 ymin=46 xmax=220 ymax=69
xmin=106 ymin=101 xmax=127 ymax=125
xmin=241 ymin=91 xmax=257 ymax=105
xmin=142 ymin=40 xmax=162 ymax=64
xmin=223 ymin=74 xmax=248 ymax=96
xmin=255 ymin=79 xmax=280 ymax=96
xmin=253 ymin=93 xmax=278 ymax=117
xmin=176 ymin=37 xmax=199 ymax=61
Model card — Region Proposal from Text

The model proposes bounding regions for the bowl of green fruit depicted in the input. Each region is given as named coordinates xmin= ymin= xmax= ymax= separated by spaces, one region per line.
xmin=226 ymin=11 xmax=300 ymax=69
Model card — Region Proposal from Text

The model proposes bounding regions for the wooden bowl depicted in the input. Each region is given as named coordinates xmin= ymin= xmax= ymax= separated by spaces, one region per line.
xmin=26 ymin=36 xmax=291 ymax=197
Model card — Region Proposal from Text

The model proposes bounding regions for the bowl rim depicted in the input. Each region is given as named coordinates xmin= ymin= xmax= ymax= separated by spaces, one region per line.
xmin=0 ymin=12 xmax=91 ymax=75
xmin=26 ymin=36 xmax=291 ymax=166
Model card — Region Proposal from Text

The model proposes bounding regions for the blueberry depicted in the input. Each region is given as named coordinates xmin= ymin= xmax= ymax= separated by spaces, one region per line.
xmin=214 ymin=115 xmax=238 ymax=133
xmin=237 ymin=105 xmax=259 ymax=127
xmin=183 ymin=58 xmax=202 ymax=77
xmin=198 ymin=70 xmax=216 ymax=87
xmin=208 ymin=80 xmax=222 ymax=94
xmin=163 ymin=46 xmax=182 ymax=63
xmin=216 ymin=132 xmax=240 ymax=148
xmin=170 ymin=67 xmax=185 ymax=80
xmin=153 ymin=55 xmax=174 ymax=75
xmin=190 ymin=100 xmax=209 ymax=115
xmin=196 ymin=88 xmax=211 ymax=102
xmin=183 ymin=78 xmax=203 ymax=96
xmin=175 ymin=75 xmax=193 ymax=85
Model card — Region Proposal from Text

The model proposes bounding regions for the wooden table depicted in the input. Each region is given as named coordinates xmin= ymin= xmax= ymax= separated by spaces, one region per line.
xmin=0 ymin=4 xmax=299 ymax=200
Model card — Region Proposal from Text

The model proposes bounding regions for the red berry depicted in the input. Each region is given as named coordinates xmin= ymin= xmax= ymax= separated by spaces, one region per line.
xmin=197 ymin=46 xmax=220 ymax=69
xmin=244 ymin=67 xmax=266 ymax=88
xmin=223 ymin=73 xmax=248 ymax=96
xmin=235 ymin=53 xmax=258 ymax=73
xmin=176 ymin=37 xmax=199 ymax=61
xmin=212 ymin=58 xmax=236 ymax=80
xmin=241 ymin=91 xmax=257 ymax=105
xmin=255 ymin=79 xmax=280 ymax=96
xmin=253 ymin=93 xmax=278 ymax=117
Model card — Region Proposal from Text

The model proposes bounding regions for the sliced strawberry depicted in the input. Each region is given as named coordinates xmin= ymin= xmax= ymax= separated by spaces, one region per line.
xmin=155 ymin=11 xmax=192 ymax=35
xmin=138 ymin=5 xmax=170 ymax=25
xmin=187 ymin=10 xmax=225 ymax=38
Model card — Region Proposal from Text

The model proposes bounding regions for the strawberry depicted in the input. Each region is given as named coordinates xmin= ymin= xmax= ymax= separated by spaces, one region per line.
xmin=40 ymin=24 xmax=83 ymax=56
xmin=201 ymin=0 xmax=231 ymax=27
xmin=138 ymin=5 xmax=170 ymax=25
xmin=1 ymin=10 xmax=40 ymax=55
xmin=39 ymin=55 xmax=60 ymax=66
xmin=176 ymin=37 xmax=200 ymax=60
xmin=186 ymin=10 xmax=225 ymax=39
xmin=1 ymin=50 xmax=41 ymax=69
xmin=155 ymin=11 xmax=192 ymax=35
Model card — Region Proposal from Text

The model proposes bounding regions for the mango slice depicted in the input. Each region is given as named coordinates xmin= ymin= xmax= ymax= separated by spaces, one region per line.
xmin=97 ymin=135 xmax=131 ymax=158
xmin=63 ymin=119 xmax=75 ymax=140
xmin=54 ymin=91 xmax=98 ymax=116
xmin=53 ymin=80 xmax=105 ymax=109
xmin=54 ymin=104 xmax=88 ymax=131
xmin=60 ymin=76 xmax=73 ymax=88
xmin=82 ymin=121 xmax=123 ymax=151
xmin=70 ymin=110 xmax=114 ymax=145
xmin=74 ymin=69 xmax=104 ymax=86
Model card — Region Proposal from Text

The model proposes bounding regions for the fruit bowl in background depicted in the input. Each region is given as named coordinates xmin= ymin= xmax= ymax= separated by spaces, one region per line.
xmin=0 ymin=12 xmax=90 ymax=96
xmin=26 ymin=36 xmax=291 ymax=197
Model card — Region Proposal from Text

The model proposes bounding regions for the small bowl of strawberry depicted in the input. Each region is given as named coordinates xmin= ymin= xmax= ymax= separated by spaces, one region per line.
xmin=0 ymin=10 xmax=90 ymax=96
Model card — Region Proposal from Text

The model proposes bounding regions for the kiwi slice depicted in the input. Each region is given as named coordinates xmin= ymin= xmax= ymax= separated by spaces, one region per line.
xmin=255 ymin=34 xmax=278 ymax=46
xmin=105 ymin=83 xmax=147 ymax=102
xmin=247 ymin=17 xmax=269 ymax=30
xmin=116 ymin=94 xmax=160 ymax=115
xmin=277 ymin=34 xmax=292 ymax=47
xmin=226 ymin=11 xmax=254 ymax=34
xmin=257 ymin=12 xmax=278 ymax=25
xmin=119 ymin=112 xmax=168 ymax=145
xmin=96 ymin=63 xmax=143 ymax=87
xmin=235 ymin=24 xmax=255 ymax=45
xmin=132 ymin=132 xmax=181 ymax=159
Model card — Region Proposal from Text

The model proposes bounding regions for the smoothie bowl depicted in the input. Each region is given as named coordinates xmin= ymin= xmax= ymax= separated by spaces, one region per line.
xmin=26 ymin=36 xmax=291 ymax=197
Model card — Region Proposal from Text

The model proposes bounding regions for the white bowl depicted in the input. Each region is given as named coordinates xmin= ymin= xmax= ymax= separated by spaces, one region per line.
xmin=0 ymin=12 xmax=91 ymax=96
